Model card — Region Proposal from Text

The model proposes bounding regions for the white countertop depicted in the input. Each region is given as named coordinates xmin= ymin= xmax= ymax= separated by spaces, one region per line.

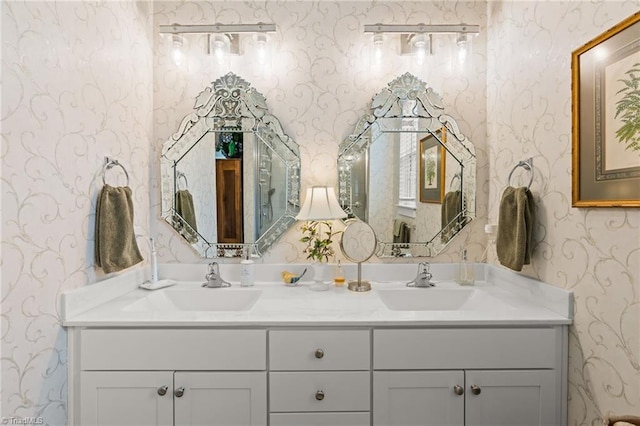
xmin=61 ymin=264 xmax=573 ymax=327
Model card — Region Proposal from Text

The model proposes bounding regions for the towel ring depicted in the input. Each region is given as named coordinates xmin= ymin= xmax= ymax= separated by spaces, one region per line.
xmin=102 ymin=157 xmax=130 ymax=186
xmin=449 ymin=172 xmax=461 ymax=190
xmin=507 ymin=158 xmax=533 ymax=190
xmin=177 ymin=171 xmax=189 ymax=190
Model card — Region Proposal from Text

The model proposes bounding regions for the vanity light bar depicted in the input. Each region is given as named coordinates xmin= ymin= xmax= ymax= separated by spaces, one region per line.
xmin=364 ymin=24 xmax=479 ymax=34
xmin=159 ymin=23 xmax=276 ymax=35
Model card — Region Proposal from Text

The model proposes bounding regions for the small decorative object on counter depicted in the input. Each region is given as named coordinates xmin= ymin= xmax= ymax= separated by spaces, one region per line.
xmin=240 ymin=248 xmax=255 ymax=287
xmin=281 ymin=268 xmax=306 ymax=286
xmin=456 ymin=248 xmax=475 ymax=285
xmin=334 ymin=260 xmax=346 ymax=287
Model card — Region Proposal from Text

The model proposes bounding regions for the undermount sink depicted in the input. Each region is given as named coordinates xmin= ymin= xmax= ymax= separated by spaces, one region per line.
xmin=378 ymin=288 xmax=477 ymax=311
xmin=122 ymin=288 xmax=261 ymax=312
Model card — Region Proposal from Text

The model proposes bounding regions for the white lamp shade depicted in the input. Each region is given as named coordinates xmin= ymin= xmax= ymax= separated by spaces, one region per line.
xmin=295 ymin=186 xmax=347 ymax=221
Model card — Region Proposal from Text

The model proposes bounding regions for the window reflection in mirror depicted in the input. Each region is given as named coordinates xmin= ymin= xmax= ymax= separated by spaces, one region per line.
xmin=338 ymin=73 xmax=476 ymax=257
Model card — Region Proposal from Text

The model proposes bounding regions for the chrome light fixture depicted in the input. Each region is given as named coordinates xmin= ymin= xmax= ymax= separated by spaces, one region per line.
xmin=364 ymin=23 xmax=479 ymax=63
xmin=159 ymin=23 xmax=276 ymax=63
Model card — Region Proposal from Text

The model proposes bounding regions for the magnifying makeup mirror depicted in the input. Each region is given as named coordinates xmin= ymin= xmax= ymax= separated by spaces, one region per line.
xmin=340 ymin=219 xmax=377 ymax=292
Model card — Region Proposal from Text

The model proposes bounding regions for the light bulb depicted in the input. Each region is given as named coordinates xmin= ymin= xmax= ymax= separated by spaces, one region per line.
xmin=210 ymin=33 xmax=230 ymax=65
xmin=373 ymin=33 xmax=384 ymax=65
xmin=456 ymin=33 xmax=469 ymax=65
xmin=411 ymin=33 xmax=429 ymax=65
xmin=171 ymin=34 xmax=185 ymax=67
xmin=456 ymin=32 xmax=469 ymax=47
xmin=254 ymin=33 xmax=268 ymax=65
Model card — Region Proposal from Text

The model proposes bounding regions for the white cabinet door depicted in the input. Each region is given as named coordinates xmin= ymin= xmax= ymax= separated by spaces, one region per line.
xmin=465 ymin=370 xmax=557 ymax=426
xmin=373 ymin=371 xmax=464 ymax=426
xmin=174 ymin=372 xmax=267 ymax=426
xmin=80 ymin=371 xmax=173 ymax=426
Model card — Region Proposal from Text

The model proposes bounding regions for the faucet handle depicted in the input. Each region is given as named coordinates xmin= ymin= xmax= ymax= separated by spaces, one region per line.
xmin=206 ymin=262 xmax=220 ymax=280
xmin=203 ymin=262 xmax=231 ymax=288
xmin=406 ymin=262 xmax=434 ymax=287
xmin=419 ymin=262 xmax=432 ymax=280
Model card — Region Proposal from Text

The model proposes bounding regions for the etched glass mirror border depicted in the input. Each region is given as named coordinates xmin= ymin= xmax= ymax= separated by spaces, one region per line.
xmin=337 ymin=73 xmax=476 ymax=257
xmin=161 ymin=73 xmax=301 ymax=257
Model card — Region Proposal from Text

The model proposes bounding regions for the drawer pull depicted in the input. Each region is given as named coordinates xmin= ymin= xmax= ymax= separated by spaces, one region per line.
xmin=174 ymin=387 xmax=185 ymax=398
xmin=453 ymin=385 xmax=464 ymax=396
xmin=314 ymin=348 xmax=325 ymax=359
xmin=470 ymin=384 xmax=481 ymax=395
xmin=315 ymin=390 xmax=325 ymax=401
xmin=157 ymin=385 xmax=168 ymax=396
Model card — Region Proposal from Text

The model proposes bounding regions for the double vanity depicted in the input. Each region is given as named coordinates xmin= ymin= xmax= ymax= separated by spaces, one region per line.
xmin=63 ymin=263 xmax=572 ymax=426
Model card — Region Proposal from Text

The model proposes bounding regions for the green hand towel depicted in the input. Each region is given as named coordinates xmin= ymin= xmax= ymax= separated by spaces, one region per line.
xmin=175 ymin=189 xmax=198 ymax=243
xmin=95 ymin=185 xmax=143 ymax=273
xmin=441 ymin=190 xmax=462 ymax=243
xmin=497 ymin=186 xmax=535 ymax=271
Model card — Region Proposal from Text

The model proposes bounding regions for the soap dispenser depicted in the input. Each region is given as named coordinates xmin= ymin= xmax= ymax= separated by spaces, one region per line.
xmin=456 ymin=249 xmax=475 ymax=286
xmin=240 ymin=247 xmax=255 ymax=287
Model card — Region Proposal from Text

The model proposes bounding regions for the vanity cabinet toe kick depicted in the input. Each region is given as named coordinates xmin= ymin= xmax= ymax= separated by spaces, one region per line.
xmin=68 ymin=326 xmax=567 ymax=426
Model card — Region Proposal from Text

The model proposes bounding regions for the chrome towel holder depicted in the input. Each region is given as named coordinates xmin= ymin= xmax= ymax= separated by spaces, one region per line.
xmin=102 ymin=157 xmax=130 ymax=186
xmin=507 ymin=157 xmax=533 ymax=190
xmin=449 ymin=172 xmax=462 ymax=190
xmin=176 ymin=171 xmax=189 ymax=190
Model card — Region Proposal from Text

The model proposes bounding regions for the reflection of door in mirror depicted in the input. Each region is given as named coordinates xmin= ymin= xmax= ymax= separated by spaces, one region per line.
xmin=161 ymin=73 xmax=301 ymax=257
xmin=216 ymin=158 xmax=243 ymax=243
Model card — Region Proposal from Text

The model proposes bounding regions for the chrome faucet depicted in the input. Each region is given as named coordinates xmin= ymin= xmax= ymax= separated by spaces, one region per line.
xmin=202 ymin=262 xmax=231 ymax=288
xmin=406 ymin=262 xmax=435 ymax=287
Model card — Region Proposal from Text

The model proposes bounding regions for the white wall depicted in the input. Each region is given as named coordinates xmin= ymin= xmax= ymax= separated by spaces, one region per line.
xmin=1 ymin=1 xmax=153 ymax=423
xmin=487 ymin=1 xmax=640 ymax=423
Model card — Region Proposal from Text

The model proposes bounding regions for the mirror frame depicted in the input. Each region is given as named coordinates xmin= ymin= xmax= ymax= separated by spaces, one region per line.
xmin=161 ymin=72 xmax=301 ymax=257
xmin=337 ymin=72 xmax=476 ymax=257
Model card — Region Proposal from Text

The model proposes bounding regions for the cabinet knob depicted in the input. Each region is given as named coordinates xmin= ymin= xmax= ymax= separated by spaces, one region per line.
xmin=453 ymin=385 xmax=464 ymax=396
xmin=157 ymin=386 xmax=168 ymax=396
xmin=174 ymin=387 xmax=185 ymax=398
xmin=314 ymin=348 xmax=325 ymax=359
xmin=470 ymin=384 xmax=481 ymax=395
xmin=315 ymin=390 xmax=325 ymax=401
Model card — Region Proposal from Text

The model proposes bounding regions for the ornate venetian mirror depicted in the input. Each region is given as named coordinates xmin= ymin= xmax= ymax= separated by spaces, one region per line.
xmin=337 ymin=73 xmax=476 ymax=257
xmin=161 ymin=73 xmax=300 ymax=257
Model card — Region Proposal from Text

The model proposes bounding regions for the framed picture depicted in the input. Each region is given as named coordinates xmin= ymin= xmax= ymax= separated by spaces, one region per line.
xmin=419 ymin=130 xmax=445 ymax=203
xmin=572 ymin=12 xmax=640 ymax=207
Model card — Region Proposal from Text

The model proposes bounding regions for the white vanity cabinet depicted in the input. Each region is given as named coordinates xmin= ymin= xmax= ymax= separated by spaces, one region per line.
xmin=268 ymin=329 xmax=371 ymax=426
xmin=69 ymin=328 xmax=267 ymax=426
xmin=372 ymin=328 xmax=565 ymax=426
xmin=69 ymin=326 xmax=567 ymax=426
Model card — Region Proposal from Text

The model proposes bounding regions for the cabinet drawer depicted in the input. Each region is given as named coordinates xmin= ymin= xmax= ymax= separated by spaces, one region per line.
xmin=269 ymin=330 xmax=370 ymax=371
xmin=270 ymin=372 xmax=370 ymax=412
xmin=374 ymin=328 xmax=558 ymax=369
xmin=270 ymin=412 xmax=370 ymax=426
xmin=80 ymin=329 xmax=266 ymax=370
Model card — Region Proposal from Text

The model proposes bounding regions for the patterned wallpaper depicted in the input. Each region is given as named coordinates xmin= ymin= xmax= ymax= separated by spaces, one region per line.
xmin=486 ymin=1 xmax=640 ymax=423
xmin=1 ymin=1 xmax=152 ymax=423
xmin=1 ymin=1 xmax=637 ymax=425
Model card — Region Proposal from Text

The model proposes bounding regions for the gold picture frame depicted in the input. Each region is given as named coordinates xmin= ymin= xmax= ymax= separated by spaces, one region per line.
xmin=572 ymin=12 xmax=640 ymax=207
xmin=419 ymin=129 xmax=446 ymax=204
